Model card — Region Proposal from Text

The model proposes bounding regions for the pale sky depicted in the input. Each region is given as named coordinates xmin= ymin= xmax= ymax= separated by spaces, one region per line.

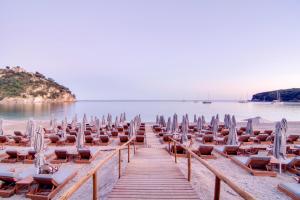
xmin=1 ymin=1 xmax=300 ymax=100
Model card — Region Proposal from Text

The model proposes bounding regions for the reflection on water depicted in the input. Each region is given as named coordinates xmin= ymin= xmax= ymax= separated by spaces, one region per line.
xmin=0 ymin=101 xmax=300 ymax=121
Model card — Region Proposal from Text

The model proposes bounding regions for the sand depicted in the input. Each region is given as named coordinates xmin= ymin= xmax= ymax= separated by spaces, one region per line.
xmin=1 ymin=120 xmax=300 ymax=199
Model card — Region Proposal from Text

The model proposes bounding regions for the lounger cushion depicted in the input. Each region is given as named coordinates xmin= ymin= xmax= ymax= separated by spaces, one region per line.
xmin=279 ymin=183 xmax=300 ymax=199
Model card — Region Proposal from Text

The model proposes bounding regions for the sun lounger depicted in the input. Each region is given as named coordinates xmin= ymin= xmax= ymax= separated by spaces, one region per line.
xmin=215 ymin=145 xmax=240 ymax=157
xmin=51 ymin=150 xmax=68 ymax=164
xmin=278 ymin=182 xmax=300 ymax=200
xmin=202 ymin=135 xmax=214 ymax=144
xmin=230 ymin=155 xmax=276 ymax=176
xmin=26 ymin=168 xmax=77 ymax=200
xmin=14 ymin=131 xmax=26 ymax=137
xmin=135 ymin=135 xmax=145 ymax=144
xmin=119 ymin=135 xmax=129 ymax=144
xmin=65 ymin=135 xmax=76 ymax=145
xmin=1 ymin=150 xmax=20 ymax=163
xmin=238 ymin=135 xmax=253 ymax=145
xmin=288 ymin=135 xmax=300 ymax=144
xmin=254 ymin=134 xmax=270 ymax=144
xmin=48 ymin=135 xmax=60 ymax=145
xmin=170 ymin=145 xmax=186 ymax=157
xmin=279 ymin=156 xmax=300 ymax=174
xmin=193 ymin=145 xmax=216 ymax=159
xmin=0 ymin=166 xmax=35 ymax=197
xmin=12 ymin=136 xmax=29 ymax=146
xmin=74 ymin=148 xmax=100 ymax=163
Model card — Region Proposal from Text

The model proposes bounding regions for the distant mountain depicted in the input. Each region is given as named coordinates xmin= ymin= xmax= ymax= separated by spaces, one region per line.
xmin=0 ymin=66 xmax=76 ymax=103
xmin=252 ymin=88 xmax=300 ymax=102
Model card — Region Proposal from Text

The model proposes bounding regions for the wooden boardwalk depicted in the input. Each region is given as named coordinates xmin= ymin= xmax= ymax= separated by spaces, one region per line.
xmin=108 ymin=129 xmax=199 ymax=199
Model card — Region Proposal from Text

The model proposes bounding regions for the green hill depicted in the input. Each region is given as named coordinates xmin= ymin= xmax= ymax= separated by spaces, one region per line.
xmin=252 ymin=88 xmax=300 ymax=102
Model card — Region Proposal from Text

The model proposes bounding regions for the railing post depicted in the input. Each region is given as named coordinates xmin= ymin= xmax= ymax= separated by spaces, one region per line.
xmin=128 ymin=143 xmax=130 ymax=163
xmin=168 ymin=140 xmax=171 ymax=154
xmin=93 ymin=172 xmax=97 ymax=200
xmin=173 ymin=141 xmax=177 ymax=163
xmin=214 ymin=176 xmax=221 ymax=200
xmin=187 ymin=152 xmax=191 ymax=182
xmin=118 ymin=149 xmax=121 ymax=179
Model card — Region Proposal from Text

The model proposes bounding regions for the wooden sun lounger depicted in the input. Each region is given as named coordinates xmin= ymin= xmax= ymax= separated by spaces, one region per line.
xmin=278 ymin=182 xmax=300 ymax=200
xmin=135 ymin=135 xmax=145 ymax=145
xmin=192 ymin=145 xmax=216 ymax=159
xmin=230 ymin=155 xmax=277 ymax=177
xmin=23 ymin=150 xmax=55 ymax=164
xmin=119 ymin=135 xmax=129 ymax=145
xmin=214 ymin=145 xmax=240 ymax=158
xmin=26 ymin=168 xmax=77 ymax=200
xmin=74 ymin=148 xmax=101 ymax=163
xmin=50 ymin=150 xmax=68 ymax=164
xmin=280 ymin=156 xmax=300 ymax=174
xmin=97 ymin=135 xmax=112 ymax=146
xmin=0 ymin=166 xmax=35 ymax=197
xmin=1 ymin=150 xmax=20 ymax=163
xmin=169 ymin=145 xmax=187 ymax=157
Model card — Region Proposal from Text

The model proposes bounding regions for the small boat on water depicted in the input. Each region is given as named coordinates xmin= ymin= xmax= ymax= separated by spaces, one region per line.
xmin=272 ymin=91 xmax=284 ymax=104
xmin=238 ymin=100 xmax=249 ymax=103
xmin=202 ymin=100 xmax=212 ymax=104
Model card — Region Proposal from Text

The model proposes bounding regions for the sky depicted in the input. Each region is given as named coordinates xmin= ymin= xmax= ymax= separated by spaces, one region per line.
xmin=1 ymin=1 xmax=300 ymax=100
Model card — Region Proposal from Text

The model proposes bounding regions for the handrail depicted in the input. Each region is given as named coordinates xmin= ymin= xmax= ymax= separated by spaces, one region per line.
xmin=60 ymin=137 xmax=136 ymax=200
xmin=168 ymin=138 xmax=255 ymax=200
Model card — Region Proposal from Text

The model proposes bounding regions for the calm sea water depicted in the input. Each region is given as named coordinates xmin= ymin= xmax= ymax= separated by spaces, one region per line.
xmin=0 ymin=101 xmax=300 ymax=122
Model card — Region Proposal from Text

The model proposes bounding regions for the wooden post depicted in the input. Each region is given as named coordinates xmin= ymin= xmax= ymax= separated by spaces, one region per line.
xmin=133 ymin=142 xmax=136 ymax=154
xmin=173 ymin=141 xmax=177 ymax=163
xmin=128 ymin=143 xmax=130 ymax=163
xmin=118 ymin=149 xmax=121 ymax=179
xmin=168 ymin=141 xmax=171 ymax=154
xmin=93 ymin=172 xmax=97 ymax=200
xmin=214 ymin=176 xmax=221 ymax=200
xmin=187 ymin=152 xmax=191 ymax=182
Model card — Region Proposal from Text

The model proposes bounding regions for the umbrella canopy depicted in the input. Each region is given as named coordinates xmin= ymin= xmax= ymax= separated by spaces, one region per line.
xmin=180 ymin=116 xmax=188 ymax=144
xmin=115 ymin=116 xmax=119 ymax=127
xmin=197 ymin=117 xmax=202 ymax=131
xmin=246 ymin=119 xmax=253 ymax=135
xmin=280 ymin=118 xmax=288 ymax=156
xmin=77 ymin=123 xmax=85 ymax=150
xmin=102 ymin=115 xmax=106 ymax=126
xmin=159 ymin=116 xmax=166 ymax=127
xmin=166 ymin=117 xmax=171 ymax=133
xmin=201 ymin=116 xmax=206 ymax=125
xmin=227 ymin=122 xmax=238 ymax=145
xmin=212 ymin=117 xmax=219 ymax=137
xmin=216 ymin=114 xmax=220 ymax=124
xmin=193 ymin=115 xmax=197 ymax=123
xmin=232 ymin=115 xmax=237 ymax=127
xmin=34 ymin=126 xmax=46 ymax=174
xmin=83 ymin=114 xmax=87 ymax=124
xmin=26 ymin=119 xmax=35 ymax=147
xmin=273 ymin=122 xmax=286 ymax=159
xmin=171 ymin=113 xmax=178 ymax=133
xmin=129 ymin=120 xmax=135 ymax=137
xmin=210 ymin=116 xmax=215 ymax=126
xmin=0 ymin=119 xmax=3 ymax=136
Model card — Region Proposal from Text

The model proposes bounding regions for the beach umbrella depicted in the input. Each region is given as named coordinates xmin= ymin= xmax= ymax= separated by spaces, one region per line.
xmin=124 ymin=112 xmax=127 ymax=122
xmin=210 ymin=116 xmax=215 ymax=127
xmin=26 ymin=119 xmax=35 ymax=147
xmin=201 ymin=116 xmax=206 ymax=126
xmin=129 ymin=120 xmax=135 ymax=137
xmin=273 ymin=122 xmax=286 ymax=173
xmin=193 ymin=115 xmax=197 ymax=123
xmin=156 ymin=115 xmax=159 ymax=124
xmin=50 ymin=114 xmax=54 ymax=128
xmin=102 ymin=115 xmax=106 ymax=126
xmin=77 ymin=123 xmax=85 ymax=150
xmin=171 ymin=113 xmax=178 ymax=133
xmin=166 ymin=117 xmax=171 ymax=133
xmin=212 ymin=117 xmax=218 ymax=138
xmin=197 ymin=117 xmax=202 ymax=131
xmin=115 ymin=116 xmax=119 ymax=127
xmin=216 ymin=114 xmax=220 ymax=124
xmin=245 ymin=119 xmax=253 ymax=135
xmin=280 ymin=118 xmax=288 ymax=156
xmin=0 ymin=119 xmax=3 ymax=136
xmin=181 ymin=116 xmax=188 ymax=144
xmin=227 ymin=122 xmax=238 ymax=145
xmin=83 ymin=114 xmax=87 ymax=124
xmin=232 ymin=115 xmax=237 ymax=127
xmin=34 ymin=126 xmax=46 ymax=174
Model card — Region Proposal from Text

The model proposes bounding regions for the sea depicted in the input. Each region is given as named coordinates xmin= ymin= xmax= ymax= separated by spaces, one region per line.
xmin=0 ymin=101 xmax=300 ymax=122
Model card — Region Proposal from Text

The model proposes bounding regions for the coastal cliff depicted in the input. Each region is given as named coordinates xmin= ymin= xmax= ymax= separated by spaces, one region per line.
xmin=252 ymin=88 xmax=300 ymax=102
xmin=0 ymin=66 xmax=76 ymax=103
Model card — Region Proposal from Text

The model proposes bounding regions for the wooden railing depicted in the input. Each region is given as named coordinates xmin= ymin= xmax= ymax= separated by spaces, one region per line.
xmin=168 ymin=138 xmax=255 ymax=200
xmin=60 ymin=137 xmax=136 ymax=200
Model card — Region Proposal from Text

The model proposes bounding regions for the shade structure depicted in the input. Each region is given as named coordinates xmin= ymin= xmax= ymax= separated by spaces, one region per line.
xmin=216 ymin=114 xmax=220 ymax=124
xmin=96 ymin=117 xmax=100 ymax=134
xmin=123 ymin=112 xmax=126 ymax=122
xmin=232 ymin=115 xmax=237 ymax=127
xmin=171 ymin=113 xmax=178 ymax=133
xmin=246 ymin=119 xmax=253 ymax=135
xmin=197 ymin=117 xmax=202 ymax=131
xmin=227 ymin=122 xmax=238 ymax=145
xmin=0 ymin=119 xmax=3 ymax=136
xmin=159 ymin=115 xmax=166 ymax=127
xmin=34 ymin=126 xmax=46 ymax=174
xmin=224 ymin=114 xmax=231 ymax=129
xmin=280 ymin=118 xmax=288 ymax=156
xmin=210 ymin=116 xmax=215 ymax=127
xmin=166 ymin=117 xmax=171 ymax=133
xmin=77 ymin=123 xmax=85 ymax=150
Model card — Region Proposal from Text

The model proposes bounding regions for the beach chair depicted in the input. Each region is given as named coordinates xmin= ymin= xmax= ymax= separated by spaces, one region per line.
xmin=84 ymin=135 xmax=95 ymax=145
xmin=202 ymin=135 xmax=214 ymax=144
xmin=111 ymin=130 xmax=118 ymax=137
xmin=170 ymin=145 xmax=186 ymax=157
xmin=278 ymin=182 xmax=300 ymax=200
xmin=238 ymin=135 xmax=252 ymax=145
xmin=74 ymin=148 xmax=100 ymax=163
xmin=135 ymin=135 xmax=145 ymax=144
xmin=1 ymin=150 xmax=20 ymax=163
xmin=0 ymin=166 xmax=35 ymax=197
xmin=119 ymin=135 xmax=129 ymax=144
xmin=65 ymin=135 xmax=76 ymax=145
xmin=12 ymin=136 xmax=29 ymax=146
xmin=48 ymin=135 xmax=60 ymax=145
xmin=193 ymin=145 xmax=216 ymax=159
xmin=288 ymin=135 xmax=300 ymax=144
xmin=264 ymin=130 xmax=273 ymax=135
xmin=253 ymin=130 xmax=260 ymax=135
xmin=99 ymin=135 xmax=111 ymax=145
xmin=14 ymin=131 xmax=26 ymax=138
xmin=230 ymin=155 xmax=276 ymax=176
xmin=255 ymin=134 xmax=270 ymax=144
xmin=27 ymin=168 xmax=77 ymax=200
xmin=160 ymin=134 xmax=172 ymax=143
xmin=280 ymin=156 xmax=300 ymax=174
xmin=215 ymin=135 xmax=228 ymax=145
xmin=117 ymin=127 xmax=124 ymax=132
xmin=215 ymin=145 xmax=240 ymax=157
xmin=51 ymin=150 xmax=68 ymax=164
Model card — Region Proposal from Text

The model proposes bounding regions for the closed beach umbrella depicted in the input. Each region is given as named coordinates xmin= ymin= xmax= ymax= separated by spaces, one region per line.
xmin=115 ymin=116 xmax=119 ymax=127
xmin=197 ymin=117 xmax=202 ymax=131
xmin=280 ymin=118 xmax=288 ymax=157
xmin=210 ymin=116 xmax=215 ymax=127
xmin=129 ymin=120 xmax=135 ymax=137
xmin=273 ymin=122 xmax=286 ymax=173
xmin=77 ymin=123 xmax=85 ymax=150
xmin=212 ymin=117 xmax=218 ymax=138
xmin=27 ymin=120 xmax=35 ymax=147
xmin=201 ymin=115 xmax=206 ymax=125
xmin=156 ymin=115 xmax=159 ymax=124
xmin=34 ymin=126 xmax=46 ymax=174
xmin=246 ymin=119 xmax=253 ymax=135
xmin=227 ymin=122 xmax=238 ymax=145
xmin=0 ymin=119 xmax=3 ymax=136
xmin=232 ymin=115 xmax=237 ymax=127
xmin=194 ymin=115 xmax=197 ymax=123
xmin=216 ymin=114 xmax=220 ymax=124
xmin=171 ymin=113 xmax=178 ymax=133
xmin=83 ymin=114 xmax=87 ymax=124
xmin=166 ymin=117 xmax=171 ymax=133
xmin=102 ymin=115 xmax=106 ymax=126
xmin=181 ymin=116 xmax=188 ymax=144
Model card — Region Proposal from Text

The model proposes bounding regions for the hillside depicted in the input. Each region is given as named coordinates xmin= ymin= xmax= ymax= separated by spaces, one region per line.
xmin=252 ymin=88 xmax=300 ymax=102
xmin=0 ymin=66 xmax=76 ymax=103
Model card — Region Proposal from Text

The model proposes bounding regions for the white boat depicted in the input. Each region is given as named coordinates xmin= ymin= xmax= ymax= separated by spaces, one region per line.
xmin=272 ymin=91 xmax=284 ymax=104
